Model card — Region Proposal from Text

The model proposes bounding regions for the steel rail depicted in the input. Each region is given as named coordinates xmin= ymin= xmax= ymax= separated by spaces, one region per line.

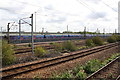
xmin=1 ymin=42 xmax=119 ymax=79
xmin=85 ymin=56 xmax=120 ymax=80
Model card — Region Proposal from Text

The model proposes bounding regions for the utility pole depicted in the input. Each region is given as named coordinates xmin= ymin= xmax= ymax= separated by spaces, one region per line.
xmin=84 ymin=27 xmax=86 ymax=37
xmin=103 ymin=28 xmax=105 ymax=34
xmin=7 ymin=22 xmax=16 ymax=43
xmin=19 ymin=15 xmax=34 ymax=54
xmin=19 ymin=20 xmax=21 ymax=43
xmin=7 ymin=23 xmax=10 ymax=43
xmin=67 ymin=25 xmax=68 ymax=33
xmin=35 ymin=12 xmax=36 ymax=32
xmin=0 ymin=27 xmax=2 ymax=33
xmin=67 ymin=25 xmax=69 ymax=36
xmin=30 ymin=14 xmax=34 ymax=54
xmin=115 ymin=29 xmax=117 ymax=34
xmin=96 ymin=28 xmax=99 ymax=36
xmin=103 ymin=28 xmax=105 ymax=37
xmin=42 ymin=28 xmax=44 ymax=34
xmin=0 ymin=27 xmax=2 ymax=39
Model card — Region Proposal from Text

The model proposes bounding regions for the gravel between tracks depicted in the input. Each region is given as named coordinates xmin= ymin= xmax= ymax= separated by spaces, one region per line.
xmin=13 ymin=45 xmax=119 ymax=78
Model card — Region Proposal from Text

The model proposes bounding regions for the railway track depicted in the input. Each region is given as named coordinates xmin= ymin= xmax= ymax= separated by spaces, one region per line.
xmin=15 ymin=45 xmax=52 ymax=54
xmin=15 ymin=40 xmax=64 ymax=46
xmin=14 ymin=41 xmax=64 ymax=54
xmin=1 ymin=42 xmax=119 ymax=79
xmin=15 ymin=41 xmax=84 ymax=54
xmin=85 ymin=56 xmax=120 ymax=80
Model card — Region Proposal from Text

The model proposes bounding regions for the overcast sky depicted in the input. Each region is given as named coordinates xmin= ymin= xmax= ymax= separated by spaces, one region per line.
xmin=0 ymin=0 xmax=119 ymax=33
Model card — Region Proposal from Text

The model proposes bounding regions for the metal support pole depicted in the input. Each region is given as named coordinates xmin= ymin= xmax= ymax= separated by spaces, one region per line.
xmin=42 ymin=28 xmax=44 ymax=35
xmin=0 ymin=27 xmax=2 ymax=39
xmin=67 ymin=25 xmax=69 ymax=36
xmin=103 ymin=28 xmax=105 ymax=34
xmin=96 ymin=28 xmax=99 ymax=36
xmin=31 ymin=14 xmax=34 ymax=54
xmin=67 ymin=25 xmax=68 ymax=32
xmin=103 ymin=28 xmax=105 ymax=38
xmin=19 ymin=20 xmax=21 ymax=43
xmin=35 ymin=12 xmax=36 ymax=32
xmin=115 ymin=29 xmax=117 ymax=34
xmin=1 ymin=27 xmax=2 ymax=32
xmin=84 ymin=27 xmax=86 ymax=38
xmin=7 ymin=23 xmax=10 ymax=43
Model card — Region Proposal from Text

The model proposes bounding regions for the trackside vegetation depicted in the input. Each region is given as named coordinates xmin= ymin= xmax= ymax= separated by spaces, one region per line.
xmin=2 ymin=40 xmax=16 ymax=65
xmin=85 ymin=36 xmax=104 ymax=47
xmin=2 ymin=35 xmax=119 ymax=66
xmin=34 ymin=46 xmax=48 ymax=57
xmin=51 ymin=43 xmax=63 ymax=52
xmin=34 ymin=35 xmax=119 ymax=58
xmin=86 ymin=35 xmax=120 ymax=47
xmin=107 ymin=35 xmax=120 ymax=43
xmin=51 ymin=40 xmax=77 ymax=52
xmin=62 ymin=40 xmax=77 ymax=52
xmin=92 ymin=36 xmax=104 ymax=46
xmin=50 ymin=53 xmax=120 ymax=79
xmin=85 ymin=39 xmax=95 ymax=47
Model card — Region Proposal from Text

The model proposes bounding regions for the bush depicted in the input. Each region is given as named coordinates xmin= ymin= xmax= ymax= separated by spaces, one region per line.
xmin=72 ymin=65 xmax=87 ymax=79
xmin=34 ymin=46 xmax=48 ymax=57
xmin=92 ymin=37 xmax=104 ymax=46
xmin=112 ymin=35 xmax=120 ymax=41
xmin=85 ymin=39 xmax=95 ymax=47
xmin=2 ymin=40 xmax=16 ymax=65
xmin=62 ymin=41 xmax=77 ymax=51
xmin=52 ymin=43 xmax=63 ymax=52
xmin=117 ymin=35 xmax=120 ymax=41
xmin=76 ymin=71 xmax=87 ymax=79
xmin=83 ymin=59 xmax=101 ymax=74
xmin=107 ymin=36 xmax=117 ymax=43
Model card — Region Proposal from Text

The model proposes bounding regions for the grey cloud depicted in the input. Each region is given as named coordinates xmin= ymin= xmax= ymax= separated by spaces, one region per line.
xmin=0 ymin=5 xmax=25 ymax=14
xmin=0 ymin=1 xmax=26 ymax=14
xmin=88 ymin=12 xmax=107 ymax=19
xmin=46 ymin=17 xmax=66 ymax=23
xmin=0 ymin=7 xmax=16 ymax=14
xmin=44 ymin=5 xmax=54 ymax=10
